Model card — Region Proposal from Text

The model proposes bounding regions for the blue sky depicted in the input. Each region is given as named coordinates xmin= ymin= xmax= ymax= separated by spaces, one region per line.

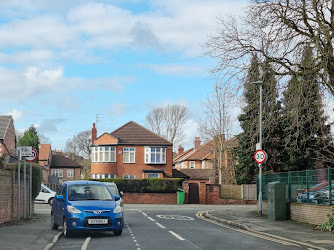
xmin=0 ymin=0 xmax=248 ymax=151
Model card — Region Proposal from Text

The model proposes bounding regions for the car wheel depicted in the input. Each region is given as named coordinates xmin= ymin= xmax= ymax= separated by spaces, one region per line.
xmin=63 ymin=219 xmax=71 ymax=238
xmin=114 ymin=230 xmax=122 ymax=236
xmin=48 ymin=197 xmax=54 ymax=206
xmin=51 ymin=214 xmax=58 ymax=230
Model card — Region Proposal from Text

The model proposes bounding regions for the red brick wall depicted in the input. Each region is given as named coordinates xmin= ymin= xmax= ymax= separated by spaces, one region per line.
xmin=91 ymin=145 xmax=173 ymax=179
xmin=122 ymin=193 xmax=177 ymax=204
xmin=0 ymin=169 xmax=32 ymax=224
xmin=50 ymin=168 xmax=81 ymax=181
xmin=0 ymin=119 xmax=16 ymax=157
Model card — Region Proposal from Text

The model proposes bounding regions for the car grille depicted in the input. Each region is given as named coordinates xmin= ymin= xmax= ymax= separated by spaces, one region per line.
xmin=83 ymin=216 xmax=112 ymax=228
xmin=84 ymin=210 xmax=111 ymax=214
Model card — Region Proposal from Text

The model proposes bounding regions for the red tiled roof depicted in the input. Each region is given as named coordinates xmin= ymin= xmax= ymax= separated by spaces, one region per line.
xmin=38 ymin=144 xmax=51 ymax=163
xmin=173 ymin=148 xmax=194 ymax=163
xmin=110 ymin=121 xmax=172 ymax=146
xmin=187 ymin=141 xmax=214 ymax=160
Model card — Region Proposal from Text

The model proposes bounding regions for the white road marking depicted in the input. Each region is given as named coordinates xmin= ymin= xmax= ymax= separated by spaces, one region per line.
xmin=43 ymin=232 xmax=62 ymax=250
xmin=157 ymin=215 xmax=194 ymax=220
xmin=81 ymin=237 xmax=91 ymax=250
xmin=156 ymin=223 xmax=166 ymax=229
xmin=147 ymin=216 xmax=155 ymax=221
xmin=169 ymin=231 xmax=185 ymax=241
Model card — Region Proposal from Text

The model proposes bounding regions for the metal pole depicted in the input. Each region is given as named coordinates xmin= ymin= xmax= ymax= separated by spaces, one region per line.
xmin=17 ymin=151 xmax=21 ymax=221
xmin=24 ymin=159 xmax=26 ymax=219
xmin=259 ymin=83 xmax=263 ymax=216
xmin=29 ymin=162 xmax=32 ymax=217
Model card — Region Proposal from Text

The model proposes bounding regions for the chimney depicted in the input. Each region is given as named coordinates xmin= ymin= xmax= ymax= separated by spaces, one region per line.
xmin=92 ymin=123 xmax=97 ymax=143
xmin=178 ymin=145 xmax=184 ymax=155
xmin=194 ymin=137 xmax=201 ymax=151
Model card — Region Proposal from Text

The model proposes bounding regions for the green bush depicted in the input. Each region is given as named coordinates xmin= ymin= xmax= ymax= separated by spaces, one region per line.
xmin=89 ymin=178 xmax=183 ymax=193
xmin=317 ymin=207 xmax=334 ymax=232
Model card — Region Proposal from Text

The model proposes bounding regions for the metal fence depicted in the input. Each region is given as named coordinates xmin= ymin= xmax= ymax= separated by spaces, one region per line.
xmin=257 ymin=168 xmax=333 ymax=205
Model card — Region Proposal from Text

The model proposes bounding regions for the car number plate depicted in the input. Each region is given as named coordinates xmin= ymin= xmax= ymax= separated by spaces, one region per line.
xmin=88 ymin=219 xmax=108 ymax=224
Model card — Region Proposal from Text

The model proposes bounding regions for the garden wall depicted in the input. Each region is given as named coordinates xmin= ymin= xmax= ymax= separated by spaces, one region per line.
xmin=122 ymin=192 xmax=177 ymax=204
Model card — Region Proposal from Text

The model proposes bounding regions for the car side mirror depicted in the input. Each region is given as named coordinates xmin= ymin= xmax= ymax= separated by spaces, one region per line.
xmin=119 ymin=191 xmax=123 ymax=197
xmin=114 ymin=195 xmax=120 ymax=201
xmin=56 ymin=195 xmax=64 ymax=201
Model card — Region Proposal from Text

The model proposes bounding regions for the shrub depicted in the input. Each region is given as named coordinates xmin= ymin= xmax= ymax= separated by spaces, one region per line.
xmin=317 ymin=207 xmax=334 ymax=232
xmin=89 ymin=178 xmax=183 ymax=193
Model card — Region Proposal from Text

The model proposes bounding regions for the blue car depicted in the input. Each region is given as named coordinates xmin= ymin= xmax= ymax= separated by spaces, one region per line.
xmin=51 ymin=180 xmax=124 ymax=237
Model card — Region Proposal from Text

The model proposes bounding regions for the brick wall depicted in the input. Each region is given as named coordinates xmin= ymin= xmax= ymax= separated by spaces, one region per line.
xmin=290 ymin=203 xmax=332 ymax=225
xmin=261 ymin=201 xmax=332 ymax=225
xmin=122 ymin=193 xmax=177 ymax=204
xmin=0 ymin=169 xmax=32 ymax=224
xmin=0 ymin=118 xmax=16 ymax=157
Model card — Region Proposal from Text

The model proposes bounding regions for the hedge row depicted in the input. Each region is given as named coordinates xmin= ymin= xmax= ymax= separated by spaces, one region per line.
xmin=88 ymin=178 xmax=183 ymax=193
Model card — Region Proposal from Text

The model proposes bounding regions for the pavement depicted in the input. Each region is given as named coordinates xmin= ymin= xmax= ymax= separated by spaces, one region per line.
xmin=206 ymin=204 xmax=334 ymax=250
xmin=1 ymin=204 xmax=334 ymax=250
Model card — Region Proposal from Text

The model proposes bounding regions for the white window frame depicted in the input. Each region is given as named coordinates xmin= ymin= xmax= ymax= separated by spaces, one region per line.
xmin=67 ymin=169 xmax=74 ymax=178
xmin=190 ymin=161 xmax=195 ymax=169
xmin=123 ymin=147 xmax=136 ymax=163
xmin=91 ymin=146 xmax=116 ymax=163
xmin=123 ymin=174 xmax=135 ymax=179
xmin=144 ymin=147 xmax=166 ymax=164
xmin=52 ymin=169 xmax=63 ymax=178
xmin=148 ymin=173 xmax=159 ymax=178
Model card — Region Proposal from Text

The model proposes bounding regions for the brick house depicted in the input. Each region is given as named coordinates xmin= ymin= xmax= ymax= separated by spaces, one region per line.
xmin=50 ymin=155 xmax=82 ymax=182
xmin=90 ymin=121 xmax=173 ymax=179
xmin=0 ymin=115 xmax=16 ymax=158
xmin=173 ymin=136 xmax=238 ymax=185
xmin=38 ymin=144 xmax=52 ymax=183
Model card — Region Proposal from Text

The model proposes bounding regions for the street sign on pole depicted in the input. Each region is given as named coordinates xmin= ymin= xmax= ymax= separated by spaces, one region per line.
xmin=254 ymin=150 xmax=267 ymax=164
xmin=25 ymin=148 xmax=38 ymax=162
xmin=16 ymin=146 xmax=32 ymax=157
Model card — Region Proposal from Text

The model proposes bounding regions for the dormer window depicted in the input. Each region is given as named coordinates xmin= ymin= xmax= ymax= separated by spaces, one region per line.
xmin=145 ymin=147 xmax=166 ymax=164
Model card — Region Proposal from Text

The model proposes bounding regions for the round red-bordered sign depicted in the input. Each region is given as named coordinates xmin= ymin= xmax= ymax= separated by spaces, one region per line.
xmin=26 ymin=148 xmax=38 ymax=162
xmin=254 ymin=150 xmax=267 ymax=164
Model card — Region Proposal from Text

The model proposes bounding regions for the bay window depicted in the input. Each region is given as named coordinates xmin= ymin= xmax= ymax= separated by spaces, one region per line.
xmin=91 ymin=146 xmax=116 ymax=162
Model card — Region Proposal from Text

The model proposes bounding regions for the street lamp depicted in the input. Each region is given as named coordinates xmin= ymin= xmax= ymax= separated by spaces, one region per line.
xmin=252 ymin=81 xmax=263 ymax=216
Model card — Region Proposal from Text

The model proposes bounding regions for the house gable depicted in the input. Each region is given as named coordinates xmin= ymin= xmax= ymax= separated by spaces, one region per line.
xmin=94 ymin=133 xmax=118 ymax=145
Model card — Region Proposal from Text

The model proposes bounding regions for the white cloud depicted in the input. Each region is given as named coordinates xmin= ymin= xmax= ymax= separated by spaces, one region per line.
xmin=182 ymin=119 xmax=200 ymax=149
xmin=4 ymin=109 xmax=23 ymax=121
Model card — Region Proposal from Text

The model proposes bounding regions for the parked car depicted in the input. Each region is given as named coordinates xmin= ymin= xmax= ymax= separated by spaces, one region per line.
xmin=104 ymin=182 xmax=123 ymax=207
xmin=35 ymin=184 xmax=56 ymax=205
xmin=313 ymin=184 xmax=334 ymax=204
xmin=51 ymin=180 xmax=124 ymax=237
xmin=295 ymin=181 xmax=328 ymax=202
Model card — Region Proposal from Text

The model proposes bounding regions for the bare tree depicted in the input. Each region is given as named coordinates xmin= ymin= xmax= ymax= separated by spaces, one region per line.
xmin=38 ymin=134 xmax=52 ymax=144
xmin=198 ymin=83 xmax=236 ymax=185
xmin=145 ymin=104 xmax=190 ymax=148
xmin=65 ymin=130 xmax=92 ymax=159
xmin=205 ymin=0 xmax=334 ymax=97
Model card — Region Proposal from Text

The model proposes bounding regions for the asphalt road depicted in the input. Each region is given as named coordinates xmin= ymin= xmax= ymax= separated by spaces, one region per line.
xmin=30 ymin=204 xmax=307 ymax=250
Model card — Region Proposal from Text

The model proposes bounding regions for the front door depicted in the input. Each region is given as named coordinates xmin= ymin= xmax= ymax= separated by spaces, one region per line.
xmin=188 ymin=183 xmax=199 ymax=204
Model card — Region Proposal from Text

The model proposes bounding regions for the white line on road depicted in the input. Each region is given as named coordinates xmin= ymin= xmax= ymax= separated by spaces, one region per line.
xmin=147 ymin=216 xmax=155 ymax=221
xmin=81 ymin=237 xmax=91 ymax=250
xmin=43 ymin=232 xmax=62 ymax=250
xmin=156 ymin=223 xmax=166 ymax=229
xmin=169 ymin=231 xmax=185 ymax=241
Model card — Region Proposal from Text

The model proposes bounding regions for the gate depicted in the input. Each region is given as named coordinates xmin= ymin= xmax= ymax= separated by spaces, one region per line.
xmin=188 ymin=183 xmax=199 ymax=204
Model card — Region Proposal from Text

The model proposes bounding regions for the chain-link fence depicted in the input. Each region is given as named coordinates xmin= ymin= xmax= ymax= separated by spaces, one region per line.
xmin=257 ymin=168 xmax=333 ymax=205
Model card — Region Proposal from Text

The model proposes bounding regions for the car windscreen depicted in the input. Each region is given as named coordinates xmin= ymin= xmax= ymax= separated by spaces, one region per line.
xmin=68 ymin=184 xmax=113 ymax=201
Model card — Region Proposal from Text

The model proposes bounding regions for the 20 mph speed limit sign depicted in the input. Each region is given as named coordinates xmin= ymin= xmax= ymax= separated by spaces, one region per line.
xmin=254 ymin=150 xmax=267 ymax=164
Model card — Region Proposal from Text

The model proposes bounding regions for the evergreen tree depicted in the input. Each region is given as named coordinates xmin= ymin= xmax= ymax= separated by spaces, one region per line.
xmin=236 ymin=54 xmax=261 ymax=184
xmin=260 ymin=61 xmax=282 ymax=173
xmin=281 ymin=46 xmax=334 ymax=171
xmin=18 ymin=125 xmax=40 ymax=158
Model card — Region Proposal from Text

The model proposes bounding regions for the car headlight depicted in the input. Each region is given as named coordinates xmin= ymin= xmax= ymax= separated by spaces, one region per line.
xmin=113 ymin=205 xmax=123 ymax=213
xmin=67 ymin=205 xmax=81 ymax=214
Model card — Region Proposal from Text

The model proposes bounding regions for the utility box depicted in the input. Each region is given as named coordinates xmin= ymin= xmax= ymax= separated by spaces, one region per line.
xmin=267 ymin=181 xmax=286 ymax=221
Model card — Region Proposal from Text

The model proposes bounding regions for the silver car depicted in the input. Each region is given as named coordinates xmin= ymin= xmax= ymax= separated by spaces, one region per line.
xmin=104 ymin=182 xmax=123 ymax=207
